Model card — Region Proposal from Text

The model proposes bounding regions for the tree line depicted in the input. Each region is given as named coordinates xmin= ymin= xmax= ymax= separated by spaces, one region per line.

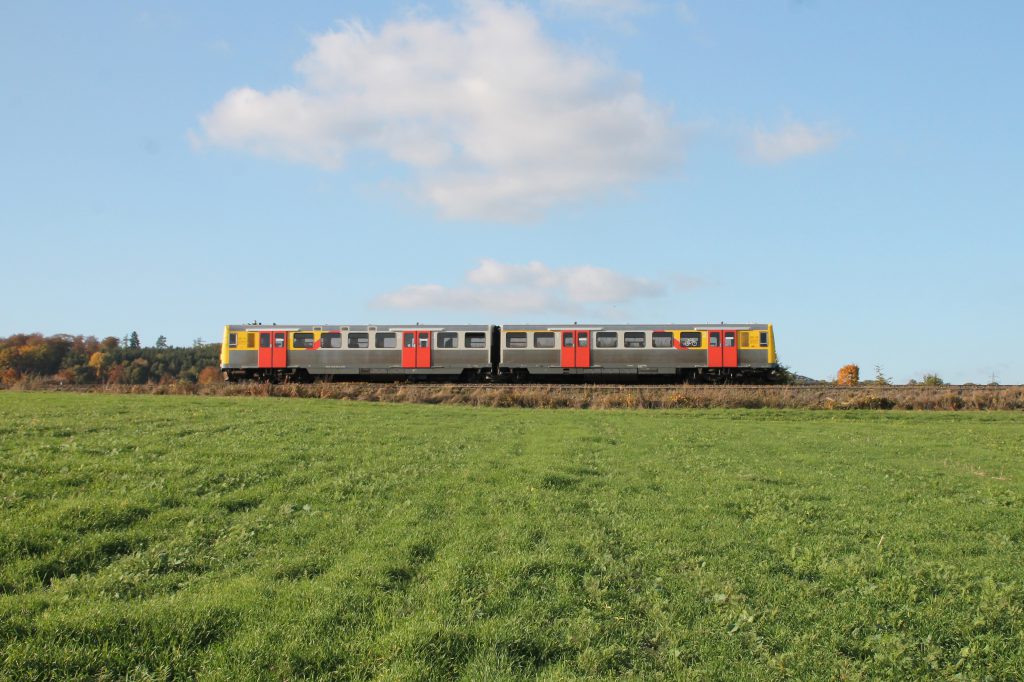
xmin=0 ymin=333 xmax=221 ymax=385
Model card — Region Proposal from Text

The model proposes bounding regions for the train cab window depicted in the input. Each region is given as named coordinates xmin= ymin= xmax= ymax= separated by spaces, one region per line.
xmin=506 ymin=332 xmax=527 ymax=348
xmin=596 ymin=332 xmax=618 ymax=348
xmin=563 ymin=332 xmax=574 ymax=348
xmin=228 ymin=333 xmax=237 ymax=348
xmin=293 ymin=333 xmax=315 ymax=349
xmin=709 ymin=333 xmax=719 ymax=347
xmin=321 ymin=333 xmax=341 ymax=349
xmin=466 ymin=332 xmax=486 ymax=349
xmin=375 ymin=332 xmax=397 ymax=349
xmin=759 ymin=331 xmax=768 ymax=347
xmin=724 ymin=332 xmax=735 ymax=347
xmin=348 ymin=333 xmax=369 ymax=349
xmin=679 ymin=332 xmax=701 ymax=348
xmin=624 ymin=332 xmax=646 ymax=348
xmin=437 ymin=332 xmax=458 ymax=349
xmin=260 ymin=334 xmax=270 ymax=348
xmin=534 ymin=332 xmax=555 ymax=348
xmin=652 ymin=332 xmax=673 ymax=348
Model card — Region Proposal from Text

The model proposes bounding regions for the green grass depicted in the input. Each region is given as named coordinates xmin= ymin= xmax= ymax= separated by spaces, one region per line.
xmin=1 ymin=393 xmax=1022 ymax=680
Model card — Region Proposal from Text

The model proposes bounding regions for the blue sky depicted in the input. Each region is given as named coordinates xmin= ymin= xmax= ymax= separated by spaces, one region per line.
xmin=2 ymin=1 xmax=1021 ymax=383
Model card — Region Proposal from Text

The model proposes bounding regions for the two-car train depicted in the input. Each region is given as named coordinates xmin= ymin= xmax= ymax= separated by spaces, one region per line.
xmin=220 ymin=323 xmax=781 ymax=383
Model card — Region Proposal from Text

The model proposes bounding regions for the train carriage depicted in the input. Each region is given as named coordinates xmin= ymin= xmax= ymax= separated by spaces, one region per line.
xmin=220 ymin=324 xmax=494 ymax=381
xmin=497 ymin=324 xmax=777 ymax=381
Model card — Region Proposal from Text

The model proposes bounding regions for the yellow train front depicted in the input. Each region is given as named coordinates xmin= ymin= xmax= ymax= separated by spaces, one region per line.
xmin=221 ymin=322 xmax=780 ymax=382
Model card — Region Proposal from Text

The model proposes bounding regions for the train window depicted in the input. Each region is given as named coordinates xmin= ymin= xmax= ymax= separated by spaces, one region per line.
xmin=624 ymin=332 xmax=646 ymax=348
xmin=534 ymin=332 xmax=555 ymax=348
xmin=293 ymin=333 xmax=314 ymax=349
xmin=348 ymin=333 xmax=369 ymax=349
xmin=725 ymin=332 xmax=735 ymax=347
xmin=247 ymin=333 xmax=255 ymax=347
xmin=375 ymin=332 xmax=396 ymax=349
xmin=228 ymin=333 xmax=237 ymax=348
xmin=403 ymin=333 xmax=415 ymax=348
xmin=563 ymin=332 xmax=574 ymax=348
xmin=274 ymin=333 xmax=286 ymax=349
xmin=419 ymin=335 xmax=429 ymax=348
xmin=678 ymin=332 xmax=701 ymax=348
xmin=709 ymin=333 xmax=719 ymax=347
xmin=596 ymin=332 xmax=618 ymax=348
xmin=466 ymin=332 xmax=486 ymax=349
xmin=321 ymin=333 xmax=341 ymax=349
xmin=652 ymin=332 xmax=673 ymax=348
xmin=260 ymin=334 xmax=270 ymax=348
xmin=437 ymin=332 xmax=458 ymax=349
xmin=759 ymin=331 xmax=768 ymax=347
xmin=578 ymin=333 xmax=588 ymax=347
xmin=506 ymin=332 xmax=527 ymax=349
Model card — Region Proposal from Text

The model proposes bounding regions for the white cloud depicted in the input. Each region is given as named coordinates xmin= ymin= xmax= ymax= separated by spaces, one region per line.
xmin=373 ymin=258 xmax=670 ymax=315
xmin=749 ymin=121 xmax=839 ymax=163
xmin=545 ymin=0 xmax=654 ymax=19
xmin=196 ymin=1 xmax=679 ymax=221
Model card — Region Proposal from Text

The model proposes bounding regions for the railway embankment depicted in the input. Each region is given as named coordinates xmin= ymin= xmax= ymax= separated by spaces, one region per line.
xmin=6 ymin=381 xmax=1023 ymax=410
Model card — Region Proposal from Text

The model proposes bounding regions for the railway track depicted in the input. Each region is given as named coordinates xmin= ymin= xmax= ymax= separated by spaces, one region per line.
xmin=297 ymin=382 xmax=1015 ymax=391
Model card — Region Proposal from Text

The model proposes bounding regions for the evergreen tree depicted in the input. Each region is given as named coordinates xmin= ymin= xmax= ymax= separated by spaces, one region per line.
xmin=129 ymin=331 xmax=141 ymax=349
xmin=155 ymin=335 xmax=168 ymax=349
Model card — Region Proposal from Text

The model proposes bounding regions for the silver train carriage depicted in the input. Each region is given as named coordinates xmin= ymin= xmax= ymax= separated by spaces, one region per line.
xmin=220 ymin=324 xmax=495 ymax=381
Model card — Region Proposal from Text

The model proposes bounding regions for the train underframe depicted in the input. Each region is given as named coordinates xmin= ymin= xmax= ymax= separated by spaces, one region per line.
xmin=224 ymin=366 xmax=787 ymax=385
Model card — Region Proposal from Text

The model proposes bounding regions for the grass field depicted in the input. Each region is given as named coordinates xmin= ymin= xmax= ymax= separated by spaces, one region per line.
xmin=1 ymin=393 xmax=1022 ymax=680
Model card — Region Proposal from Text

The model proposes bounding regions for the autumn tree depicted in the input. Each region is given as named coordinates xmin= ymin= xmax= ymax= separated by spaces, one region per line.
xmin=837 ymin=364 xmax=859 ymax=386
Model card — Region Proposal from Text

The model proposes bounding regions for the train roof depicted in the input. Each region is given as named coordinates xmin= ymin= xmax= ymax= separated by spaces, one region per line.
xmin=499 ymin=323 xmax=772 ymax=331
xmin=225 ymin=324 xmax=493 ymax=332
xmin=227 ymin=323 xmax=772 ymax=332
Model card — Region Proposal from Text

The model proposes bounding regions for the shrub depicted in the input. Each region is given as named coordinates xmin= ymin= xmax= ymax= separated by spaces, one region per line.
xmin=922 ymin=373 xmax=944 ymax=386
xmin=198 ymin=366 xmax=224 ymax=384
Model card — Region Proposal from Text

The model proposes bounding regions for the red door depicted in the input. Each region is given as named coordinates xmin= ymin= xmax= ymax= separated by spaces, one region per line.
xmin=560 ymin=331 xmax=591 ymax=368
xmin=402 ymin=332 xmax=416 ymax=368
xmin=561 ymin=331 xmax=575 ymax=368
xmin=416 ymin=331 xmax=431 ymax=368
xmin=722 ymin=330 xmax=738 ymax=368
xmin=707 ymin=330 xmax=738 ymax=368
xmin=258 ymin=331 xmax=288 ymax=369
xmin=707 ymin=331 xmax=723 ymax=368
xmin=402 ymin=331 xmax=432 ymax=369
xmin=258 ymin=332 xmax=272 ymax=369
xmin=576 ymin=331 xmax=591 ymax=368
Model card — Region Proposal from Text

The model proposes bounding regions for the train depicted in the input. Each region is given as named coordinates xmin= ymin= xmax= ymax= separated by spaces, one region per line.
xmin=220 ymin=323 xmax=781 ymax=383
